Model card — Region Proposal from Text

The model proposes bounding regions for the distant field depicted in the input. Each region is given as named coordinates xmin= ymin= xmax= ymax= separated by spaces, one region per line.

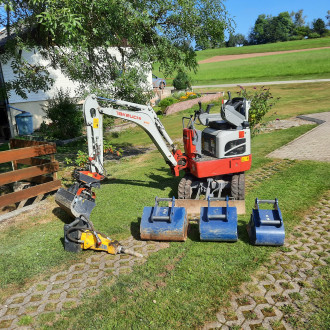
xmin=156 ymin=48 xmax=330 ymax=86
xmin=195 ymin=37 xmax=330 ymax=62
xmin=153 ymin=38 xmax=330 ymax=85
xmin=192 ymin=48 xmax=330 ymax=85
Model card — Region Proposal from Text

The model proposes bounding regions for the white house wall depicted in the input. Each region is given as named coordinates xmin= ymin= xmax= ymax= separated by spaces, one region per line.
xmin=2 ymin=48 xmax=152 ymax=134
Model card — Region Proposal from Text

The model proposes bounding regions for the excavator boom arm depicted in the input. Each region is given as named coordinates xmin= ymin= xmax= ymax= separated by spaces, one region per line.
xmin=83 ymin=94 xmax=178 ymax=174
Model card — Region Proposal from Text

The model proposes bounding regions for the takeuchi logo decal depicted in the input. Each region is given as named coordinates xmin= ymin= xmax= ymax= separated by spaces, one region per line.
xmin=116 ymin=111 xmax=141 ymax=121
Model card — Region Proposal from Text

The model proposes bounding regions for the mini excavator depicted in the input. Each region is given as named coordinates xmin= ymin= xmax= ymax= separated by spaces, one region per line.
xmin=55 ymin=92 xmax=251 ymax=249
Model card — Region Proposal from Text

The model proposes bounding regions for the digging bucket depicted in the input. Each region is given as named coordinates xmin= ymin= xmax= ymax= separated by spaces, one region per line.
xmin=55 ymin=185 xmax=96 ymax=220
xmin=140 ymin=197 xmax=188 ymax=241
xmin=247 ymin=198 xmax=285 ymax=246
xmin=199 ymin=196 xmax=238 ymax=242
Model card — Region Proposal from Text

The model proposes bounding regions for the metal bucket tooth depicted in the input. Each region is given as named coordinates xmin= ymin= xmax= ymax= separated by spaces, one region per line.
xmin=140 ymin=197 xmax=188 ymax=241
xmin=199 ymin=196 xmax=238 ymax=242
xmin=247 ymin=198 xmax=285 ymax=246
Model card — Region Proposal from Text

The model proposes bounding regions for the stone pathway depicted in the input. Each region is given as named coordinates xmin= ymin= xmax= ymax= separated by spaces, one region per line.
xmin=203 ymin=193 xmax=329 ymax=330
xmin=0 ymin=238 xmax=169 ymax=329
xmin=267 ymin=112 xmax=330 ymax=162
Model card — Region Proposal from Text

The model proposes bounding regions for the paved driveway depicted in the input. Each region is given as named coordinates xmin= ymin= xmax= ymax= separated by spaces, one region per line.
xmin=267 ymin=112 xmax=330 ymax=162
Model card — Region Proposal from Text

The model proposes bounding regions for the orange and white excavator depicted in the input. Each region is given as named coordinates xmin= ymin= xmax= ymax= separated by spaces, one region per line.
xmin=55 ymin=92 xmax=251 ymax=249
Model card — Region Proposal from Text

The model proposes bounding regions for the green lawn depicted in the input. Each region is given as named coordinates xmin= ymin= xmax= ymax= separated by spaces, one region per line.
xmin=107 ymin=82 xmax=330 ymax=149
xmin=37 ymin=129 xmax=329 ymax=329
xmin=194 ymin=49 xmax=330 ymax=86
xmin=0 ymin=79 xmax=329 ymax=328
xmin=195 ymin=37 xmax=330 ymax=62
xmin=154 ymin=39 xmax=330 ymax=85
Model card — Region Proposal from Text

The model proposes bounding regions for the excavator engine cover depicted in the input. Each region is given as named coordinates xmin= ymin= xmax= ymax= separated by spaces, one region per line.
xmin=199 ymin=196 xmax=238 ymax=242
xmin=247 ymin=198 xmax=285 ymax=246
xmin=140 ymin=197 xmax=188 ymax=241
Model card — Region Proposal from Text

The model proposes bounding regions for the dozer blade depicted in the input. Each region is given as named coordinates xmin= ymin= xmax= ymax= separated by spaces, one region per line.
xmin=172 ymin=199 xmax=245 ymax=217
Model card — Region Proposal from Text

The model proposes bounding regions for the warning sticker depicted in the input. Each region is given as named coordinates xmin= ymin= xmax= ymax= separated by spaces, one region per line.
xmin=93 ymin=118 xmax=99 ymax=129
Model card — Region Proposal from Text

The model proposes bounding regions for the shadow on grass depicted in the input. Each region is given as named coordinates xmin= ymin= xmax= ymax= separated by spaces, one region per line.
xmin=52 ymin=206 xmax=74 ymax=225
xmin=130 ymin=218 xmax=141 ymax=240
xmin=187 ymin=222 xmax=200 ymax=242
xmin=237 ymin=219 xmax=251 ymax=245
xmin=102 ymin=167 xmax=180 ymax=197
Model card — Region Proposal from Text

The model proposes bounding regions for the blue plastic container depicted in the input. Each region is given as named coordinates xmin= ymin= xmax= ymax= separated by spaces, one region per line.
xmin=15 ymin=111 xmax=34 ymax=135
xmin=200 ymin=196 xmax=238 ymax=242
xmin=140 ymin=197 xmax=188 ymax=241
xmin=247 ymin=198 xmax=285 ymax=246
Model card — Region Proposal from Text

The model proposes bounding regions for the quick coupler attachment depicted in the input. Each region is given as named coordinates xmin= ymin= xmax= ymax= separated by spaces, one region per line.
xmin=140 ymin=196 xmax=188 ymax=241
xmin=199 ymin=196 xmax=238 ymax=242
xmin=247 ymin=198 xmax=285 ymax=246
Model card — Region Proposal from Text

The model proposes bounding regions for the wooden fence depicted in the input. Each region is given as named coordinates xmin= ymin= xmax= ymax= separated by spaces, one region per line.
xmin=0 ymin=139 xmax=61 ymax=210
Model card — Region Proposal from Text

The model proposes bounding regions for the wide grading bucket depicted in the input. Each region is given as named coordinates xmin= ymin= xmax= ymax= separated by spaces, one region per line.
xmin=199 ymin=196 xmax=238 ymax=242
xmin=247 ymin=198 xmax=285 ymax=246
xmin=140 ymin=197 xmax=188 ymax=241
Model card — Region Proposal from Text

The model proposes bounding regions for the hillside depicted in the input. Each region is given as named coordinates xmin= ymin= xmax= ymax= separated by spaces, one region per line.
xmin=195 ymin=37 xmax=330 ymax=62
xmin=153 ymin=38 xmax=330 ymax=86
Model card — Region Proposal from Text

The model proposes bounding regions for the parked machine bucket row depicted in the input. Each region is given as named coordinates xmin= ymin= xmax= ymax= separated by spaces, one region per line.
xmin=140 ymin=197 xmax=285 ymax=246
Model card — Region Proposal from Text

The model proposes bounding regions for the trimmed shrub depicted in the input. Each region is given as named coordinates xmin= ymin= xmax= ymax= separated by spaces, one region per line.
xmin=158 ymin=97 xmax=179 ymax=111
xmin=173 ymin=70 xmax=192 ymax=90
xmin=42 ymin=88 xmax=83 ymax=139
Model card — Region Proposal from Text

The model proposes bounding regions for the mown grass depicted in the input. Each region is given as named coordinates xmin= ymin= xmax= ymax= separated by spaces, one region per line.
xmin=0 ymin=82 xmax=326 ymax=293
xmin=193 ymin=49 xmax=330 ymax=85
xmin=0 ymin=123 xmax=317 ymax=291
xmin=195 ymin=37 xmax=330 ymax=62
xmin=154 ymin=44 xmax=330 ymax=85
xmin=195 ymin=81 xmax=330 ymax=123
xmin=107 ymin=82 xmax=329 ymax=149
xmin=38 ymin=156 xmax=330 ymax=329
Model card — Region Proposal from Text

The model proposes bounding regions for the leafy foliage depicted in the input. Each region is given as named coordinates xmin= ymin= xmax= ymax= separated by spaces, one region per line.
xmin=227 ymin=33 xmax=247 ymax=47
xmin=42 ymin=88 xmax=83 ymax=139
xmin=173 ymin=70 xmax=192 ymax=90
xmin=248 ymin=10 xmax=329 ymax=44
xmin=236 ymin=86 xmax=280 ymax=130
xmin=312 ymin=18 xmax=328 ymax=36
xmin=158 ymin=97 xmax=179 ymax=112
xmin=0 ymin=0 xmax=232 ymax=100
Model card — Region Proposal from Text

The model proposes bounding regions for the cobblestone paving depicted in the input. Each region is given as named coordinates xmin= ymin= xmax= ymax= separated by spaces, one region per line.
xmin=203 ymin=193 xmax=330 ymax=330
xmin=0 ymin=238 xmax=169 ymax=329
xmin=267 ymin=112 xmax=330 ymax=162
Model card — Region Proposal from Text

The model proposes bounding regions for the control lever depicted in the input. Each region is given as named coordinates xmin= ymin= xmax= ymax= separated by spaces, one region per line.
xmin=205 ymin=104 xmax=214 ymax=114
xmin=198 ymin=101 xmax=204 ymax=114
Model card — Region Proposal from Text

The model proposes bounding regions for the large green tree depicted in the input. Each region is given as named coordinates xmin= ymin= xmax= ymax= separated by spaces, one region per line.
xmin=249 ymin=12 xmax=294 ymax=45
xmin=0 ymin=0 xmax=232 ymax=103
xmin=312 ymin=18 xmax=327 ymax=36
